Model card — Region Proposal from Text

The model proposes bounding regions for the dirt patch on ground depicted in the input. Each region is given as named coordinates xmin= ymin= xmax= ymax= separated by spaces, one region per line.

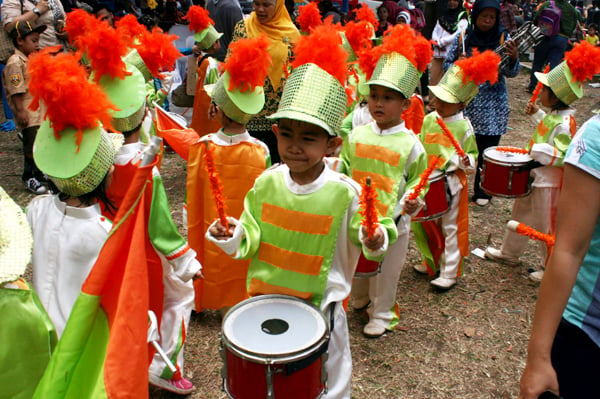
xmin=2 ymin=70 xmax=599 ymax=399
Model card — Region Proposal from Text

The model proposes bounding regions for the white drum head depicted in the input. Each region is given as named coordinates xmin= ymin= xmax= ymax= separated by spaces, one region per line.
xmin=223 ymin=296 xmax=327 ymax=360
xmin=484 ymin=147 xmax=532 ymax=164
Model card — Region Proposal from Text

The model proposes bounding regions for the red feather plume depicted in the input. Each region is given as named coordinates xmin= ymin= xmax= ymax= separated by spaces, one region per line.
xmin=115 ymin=14 xmax=146 ymax=43
xmin=565 ymin=41 xmax=600 ymax=83
xmin=28 ymin=49 xmax=117 ymax=148
xmin=297 ymin=2 xmax=322 ymax=34
xmin=357 ymin=45 xmax=382 ymax=80
xmin=64 ymin=9 xmax=96 ymax=49
xmin=455 ymin=49 xmax=500 ymax=85
xmin=79 ymin=17 xmax=131 ymax=82
xmin=292 ymin=24 xmax=348 ymax=86
xmin=136 ymin=28 xmax=182 ymax=78
xmin=359 ymin=177 xmax=380 ymax=238
xmin=412 ymin=33 xmax=434 ymax=73
xmin=344 ymin=21 xmax=373 ymax=54
xmin=185 ymin=5 xmax=214 ymax=33
xmin=222 ymin=35 xmax=272 ymax=92
xmin=355 ymin=3 xmax=378 ymax=31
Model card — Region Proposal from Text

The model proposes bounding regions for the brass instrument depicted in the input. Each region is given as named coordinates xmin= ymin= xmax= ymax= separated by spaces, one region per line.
xmin=495 ymin=22 xmax=544 ymax=70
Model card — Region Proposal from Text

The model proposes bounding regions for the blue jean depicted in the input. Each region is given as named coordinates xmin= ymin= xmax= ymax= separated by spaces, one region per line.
xmin=528 ymin=35 xmax=569 ymax=91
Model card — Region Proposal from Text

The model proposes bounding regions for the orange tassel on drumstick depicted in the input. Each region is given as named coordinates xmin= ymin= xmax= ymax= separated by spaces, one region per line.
xmin=529 ymin=65 xmax=550 ymax=105
xmin=359 ymin=177 xmax=380 ymax=238
xmin=506 ymin=220 xmax=555 ymax=247
xmin=203 ymin=141 xmax=229 ymax=233
xmin=408 ymin=155 xmax=442 ymax=202
xmin=436 ymin=116 xmax=466 ymax=159
xmin=496 ymin=146 xmax=529 ymax=155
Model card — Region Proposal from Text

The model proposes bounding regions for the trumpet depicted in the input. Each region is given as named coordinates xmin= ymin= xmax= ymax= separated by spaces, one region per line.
xmin=495 ymin=22 xmax=544 ymax=70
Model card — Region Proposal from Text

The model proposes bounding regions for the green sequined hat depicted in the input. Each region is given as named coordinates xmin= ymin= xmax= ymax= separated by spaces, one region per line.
xmin=185 ymin=5 xmax=222 ymax=50
xmin=268 ymin=24 xmax=350 ymax=137
xmin=28 ymin=51 xmax=123 ymax=197
xmin=205 ymin=36 xmax=272 ymax=124
xmin=123 ymin=49 xmax=153 ymax=82
xmin=535 ymin=41 xmax=600 ymax=105
xmin=363 ymin=24 xmax=432 ymax=98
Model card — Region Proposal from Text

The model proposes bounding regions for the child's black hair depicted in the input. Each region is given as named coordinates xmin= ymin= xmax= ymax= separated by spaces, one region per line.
xmin=121 ymin=120 xmax=144 ymax=139
xmin=589 ymin=23 xmax=598 ymax=32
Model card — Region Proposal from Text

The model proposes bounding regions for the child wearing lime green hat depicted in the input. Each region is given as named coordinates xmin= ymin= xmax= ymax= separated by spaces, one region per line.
xmin=412 ymin=50 xmax=500 ymax=290
xmin=341 ymin=24 xmax=431 ymax=339
xmin=206 ymin=24 xmax=397 ymax=398
xmin=79 ymin=18 xmax=203 ymax=395
xmin=186 ymin=35 xmax=271 ymax=315
xmin=185 ymin=5 xmax=223 ymax=137
xmin=486 ymin=41 xmax=600 ymax=283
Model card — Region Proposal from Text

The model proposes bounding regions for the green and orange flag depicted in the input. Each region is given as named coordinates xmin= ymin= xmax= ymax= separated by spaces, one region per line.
xmin=34 ymin=154 xmax=162 ymax=399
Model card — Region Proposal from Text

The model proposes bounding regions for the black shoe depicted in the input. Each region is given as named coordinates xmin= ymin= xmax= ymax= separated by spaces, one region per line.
xmin=23 ymin=177 xmax=48 ymax=195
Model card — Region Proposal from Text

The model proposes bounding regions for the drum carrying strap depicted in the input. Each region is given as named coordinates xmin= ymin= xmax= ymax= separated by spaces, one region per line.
xmin=284 ymin=303 xmax=335 ymax=377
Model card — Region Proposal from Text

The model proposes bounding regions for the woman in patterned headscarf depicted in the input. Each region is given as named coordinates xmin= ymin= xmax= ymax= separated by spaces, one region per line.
xmin=230 ymin=0 xmax=300 ymax=163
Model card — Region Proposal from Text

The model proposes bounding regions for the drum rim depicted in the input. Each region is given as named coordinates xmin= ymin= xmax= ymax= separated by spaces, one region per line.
xmin=483 ymin=146 xmax=532 ymax=165
xmin=222 ymin=295 xmax=330 ymax=364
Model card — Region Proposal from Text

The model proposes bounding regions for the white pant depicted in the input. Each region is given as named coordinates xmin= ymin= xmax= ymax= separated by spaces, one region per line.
xmin=439 ymin=188 xmax=462 ymax=279
xmin=500 ymin=186 xmax=559 ymax=268
xmin=324 ymin=304 xmax=352 ymax=399
xmin=149 ymin=255 xmax=195 ymax=379
xmin=352 ymin=216 xmax=410 ymax=330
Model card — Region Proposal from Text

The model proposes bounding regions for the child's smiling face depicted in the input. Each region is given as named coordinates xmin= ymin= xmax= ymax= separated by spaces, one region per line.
xmin=273 ymin=118 xmax=337 ymax=185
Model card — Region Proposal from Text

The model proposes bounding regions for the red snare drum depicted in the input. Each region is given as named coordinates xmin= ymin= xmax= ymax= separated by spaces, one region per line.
xmin=412 ymin=170 xmax=450 ymax=222
xmin=221 ymin=295 xmax=329 ymax=399
xmin=481 ymin=147 xmax=532 ymax=198
xmin=354 ymin=253 xmax=381 ymax=278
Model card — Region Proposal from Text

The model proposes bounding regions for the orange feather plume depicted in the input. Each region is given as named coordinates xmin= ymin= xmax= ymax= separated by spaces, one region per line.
xmin=510 ymin=221 xmax=555 ymax=247
xmin=496 ymin=146 xmax=529 ymax=154
xmin=222 ymin=35 xmax=272 ymax=92
xmin=436 ymin=117 xmax=466 ymax=158
xmin=565 ymin=41 xmax=600 ymax=83
xmin=455 ymin=49 xmax=500 ymax=85
xmin=355 ymin=3 xmax=378 ymax=31
xmin=297 ymin=2 xmax=322 ymax=33
xmin=408 ymin=155 xmax=443 ymax=201
xmin=64 ymin=9 xmax=96 ymax=49
xmin=115 ymin=14 xmax=146 ymax=43
xmin=530 ymin=64 xmax=550 ymax=104
xmin=344 ymin=21 xmax=374 ymax=54
xmin=412 ymin=33 xmax=434 ymax=73
xmin=79 ymin=17 xmax=131 ymax=82
xmin=292 ymin=23 xmax=348 ymax=87
xmin=28 ymin=49 xmax=117 ymax=149
xmin=184 ymin=5 xmax=214 ymax=33
xmin=359 ymin=177 xmax=380 ymax=238
xmin=203 ymin=141 xmax=229 ymax=230
xmin=136 ymin=28 xmax=182 ymax=78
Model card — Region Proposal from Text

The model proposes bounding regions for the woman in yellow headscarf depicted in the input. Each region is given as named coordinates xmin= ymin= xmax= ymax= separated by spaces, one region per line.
xmin=230 ymin=0 xmax=300 ymax=163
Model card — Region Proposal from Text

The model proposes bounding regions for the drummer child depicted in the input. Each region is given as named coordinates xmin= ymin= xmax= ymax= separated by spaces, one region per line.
xmin=340 ymin=25 xmax=430 ymax=338
xmin=206 ymin=25 xmax=398 ymax=399
xmin=485 ymin=42 xmax=600 ymax=282
xmin=411 ymin=50 xmax=498 ymax=290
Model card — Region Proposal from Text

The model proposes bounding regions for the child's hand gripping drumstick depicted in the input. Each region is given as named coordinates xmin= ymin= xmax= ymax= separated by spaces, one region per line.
xmin=506 ymin=220 xmax=555 ymax=247
xmin=436 ymin=116 xmax=470 ymax=167
xmin=402 ymin=155 xmax=442 ymax=216
xmin=359 ymin=177 xmax=384 ymax=250
xmin=204 ymin=141 xmax=231 ymax=236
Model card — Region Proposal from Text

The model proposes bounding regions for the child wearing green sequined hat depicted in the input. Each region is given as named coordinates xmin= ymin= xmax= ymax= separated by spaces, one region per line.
xmin=207 ymin=24 xmax=398 ymax=398
xmin=486 ymin=41 xmax=600 ymax=283
xmin=412 ymin=49 xmax=500 ymax=290
xmin=341 ymin=23 xmax=432 ymax=339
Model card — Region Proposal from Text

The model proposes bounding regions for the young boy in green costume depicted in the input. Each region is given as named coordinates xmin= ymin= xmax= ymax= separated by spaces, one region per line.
xmin=206 ymin=24 xmax=398 ymax=399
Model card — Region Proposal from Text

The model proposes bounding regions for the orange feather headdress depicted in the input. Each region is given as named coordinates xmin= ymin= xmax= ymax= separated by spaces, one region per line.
xmin=135 ymin=28 xmax=182 ymax=78
xmin=28 ymin=49 xmax=117 ymax=145
xmin=355 ymin=3 xmax=378 ymax=31
xmin=455 ymin=49 xmax=501 ymax=85
xmin=115 ymin=14 xmax=147 ymax=43
xmin=64 ymin=9 xmax=97 ymax=50
xmin=297 ymin=2 xmax=322 ymax=34
xmin=184 ymin=5 xmax=214 ymax=33
xmin=222 ymin=35 xmax=272 ymax=93
xmin=566 ymin=41 xmax=600 ymax=83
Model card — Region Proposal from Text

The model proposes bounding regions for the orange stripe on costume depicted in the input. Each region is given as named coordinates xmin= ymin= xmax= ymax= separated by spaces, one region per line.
xmin=248 ymin=278 xmax=313 ymax=301
xmin=166 ymin=245 xmax=190 ymax=261
xmin=423 ymin=132 xmax=454 ymax=148
xmin=262 ymin=203 xmax=333 ymax=235
xmin=355 ymin=142 xmax=401 ymax=166
xmin=258 ymin=242 xmax=324 ymax=276
xmin=352 ymin=170 xmax=395 ymax=194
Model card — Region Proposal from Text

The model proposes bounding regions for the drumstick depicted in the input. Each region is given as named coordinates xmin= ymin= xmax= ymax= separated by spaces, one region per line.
xmin=506 ymin=220 xmax=555 ymax=247
xmin=436 ymin=117 xmax=466 ymax=158
xmin=203 ymin=141 xmax=229 ymax=233
xmin=359 ymin=177 xmax=380 ymax=239
xmin=529 ymin=65 xmax=550 ymax=105
xmin=495 ymin=146 xmax=529 ymax=155
xmin=407 ymin=155 xmax=442 ymax=202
